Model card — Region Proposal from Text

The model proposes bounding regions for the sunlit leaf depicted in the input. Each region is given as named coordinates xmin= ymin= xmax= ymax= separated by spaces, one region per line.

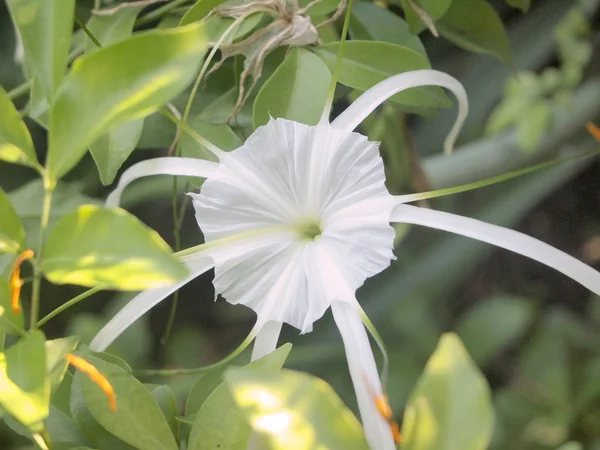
xmin=399 ymin=0 xmax=451 ymax=34
xmin=0 ymin=188 xmax=24 ymax=254
xmin=402 ymin=333 xmax=494 ymax=450
xmin=6 ymin=0 xmax=76 ymax=101
xmin=313 ymin=41 xmax=451 ymax=109
xmin=0 ymin=331 xmax=50 ymax=432
xmin=84 ymin=6 xmax=143 ymax=52
xmin=227 ymin=368 xmax=369 ymax=450
xmin=45 ymin=336 xmax=79 ymax=393
xmin=42 ymin=205 xmax=187 ymax=290
xmin=253 ymin=48 xmax=331 ymax=129
xmin=0 ymin=279 xmax=25 ymax=334
xmin=47 ymin=23 xmax=208 ymax=181
xmin=0 ymin=86 xmax=38 ymax=168
xmin=188 ymin=344 xmax=292 ymax=450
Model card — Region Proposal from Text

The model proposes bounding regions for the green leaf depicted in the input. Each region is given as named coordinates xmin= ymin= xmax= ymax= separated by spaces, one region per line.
xmin=0 ymin=331 xmax=50 ymax=432
xmin=42 ymin=205 xmax=187 ymax=290
xmin=180 ymin=0 xmax=229 ymax=25
xmin=89 ymin=119 xmax=145 ymax=185
xmin=45 ymin=336 xmax=79 ymax=393
xmin=47 ymin=23 xmax=208 ymax=181
xmin=437 ymin=0 xmax=512 ymax=64
xmin=46 ymin=404 xmax=92 ymax=449
xmin=180 ymin=120 xmax=242 ymax=163
xmin=313 ymin=41 xmax=451 ymax=109
xmin=78 ymin=353 xmax=178 ymax=450
xmin=399 ymin=0 xmax=451 ymax=33
xmin=253 ymin=48 xmax=331 ymax=129
xmin=6 ymin=0 xmax=76 ymax=102
xmin=456 ymin=296 xmax=535 ymax=366
xmin=506 ymin=0 xmax=531 ymax=12
xmin=516 ymin=101 xmax=552 ymax=151
xmin=0 ymin=279 xmax=25 ymax=334
xmin=84 ymin=6 xmax=143 ymax=52
xmin=350 ymin=3 xmax=425 ymax=55
xmin=402 ymin=333 xmax=494 ymax=450
xmin=147 ymin=384 xmax=178 ymax=436
xmin=226 ymin=368 xmax=369 ymax=450
xmin=188 ymin=344 xmax=292 ymax=450
xmin=185 ymin=368 xmax=227 ymax=416
xmin=0 ymin=85 xmax=38 ymax=168
xmin=0 ymin=187 xmax=25 ymax=254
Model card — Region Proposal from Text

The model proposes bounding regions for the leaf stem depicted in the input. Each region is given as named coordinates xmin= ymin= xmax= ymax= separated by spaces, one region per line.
xmin=7 ymin=80 xmax=32 ymax=100
xmin=75 ymin=15 xmax=103 ymax=48
xmin=29 ymin=187 xmax=53 ymax=330
xmin=37 ymin=286 xmax=103 ymax=328
xmin=320 ymin=0 xmax=355 ymax=122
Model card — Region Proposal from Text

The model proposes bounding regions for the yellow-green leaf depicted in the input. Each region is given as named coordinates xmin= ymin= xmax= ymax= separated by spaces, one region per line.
xmin=0 ymin=85 xmax=38 ymax=168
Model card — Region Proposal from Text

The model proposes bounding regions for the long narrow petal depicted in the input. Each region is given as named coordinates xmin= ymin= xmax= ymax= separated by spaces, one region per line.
xmin=392 ymin=204 xmax=600 ymax=295
xmin=251 ymin=320 xmax=283 ymax=361
xmin=331 ymin=301 xmax=396 ymax=450
xmin=90 ymin=254 xmax=215 ymax=351
xmin=106 ymin=157 xmax=219 ymax=207
xmin=331 ymin=70 xmax=468 ymax=154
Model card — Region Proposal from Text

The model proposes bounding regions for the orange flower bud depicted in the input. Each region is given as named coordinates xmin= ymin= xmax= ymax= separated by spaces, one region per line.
xmin=9 ymin=250 xmax=34 ymax=314
xmin=586 ymin=122 xmax=600 ymax=142
xmin=66 ymin=353 xmax=116 ymax=411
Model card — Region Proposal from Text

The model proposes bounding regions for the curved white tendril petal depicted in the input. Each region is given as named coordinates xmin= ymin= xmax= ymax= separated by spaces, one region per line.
xmin=331 ymin=70 xmax=468 ymax=155
xmin=392 ymin=203 xmax=600 ymax=295
xmin=106 ymin=157 xmax=219 ymax=207
xmin=90 ymin=254 xmax=215 ymax=351
xmin=251 ymin=320 xmax=283 ymax=361
xmin=332 ymin=301 xmax=396 ymax=450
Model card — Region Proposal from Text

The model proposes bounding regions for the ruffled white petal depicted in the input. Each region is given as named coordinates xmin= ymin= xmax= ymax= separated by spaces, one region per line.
xmin=331 ymin=70 xmax=468 ymax=155
xmin=392 ymin=203 xmax=600 ymax=295
xmin=332 ymin=301 xmax=396 ymax=450
xmin=106 ymin=157 xmax=219 ymax=207
xmin=90 ymin=253 xmax=215 ymax=351
xmin=251 ymin=320 xmax=283 ymax=361
xmin=191 ymin=118 xmax=396 ymax=331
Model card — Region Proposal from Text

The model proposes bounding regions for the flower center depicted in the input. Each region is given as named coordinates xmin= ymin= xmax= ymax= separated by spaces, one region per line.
xmin=295 ymin=218 xmax=323 ymax=241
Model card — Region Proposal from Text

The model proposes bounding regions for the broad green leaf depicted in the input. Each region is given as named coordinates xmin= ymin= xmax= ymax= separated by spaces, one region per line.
xmin=85 ymin=7 xmax=145 ymax=185
xmin=147 ymin=384 xmax=178 ymax=436
xmin=78 ymin=353 xmax=178 ymax=450
xmin=185 ymin=368 xmax=227 ymax=416
xmin=84 ymin=6 xmax=143 ymax=52
xmin=0 ymin=85 xmax=38 ymax=168
xmin=0 ymin=331 xmax=50 ymax=432
xmin=90 ymin=119 xmax=145 ymax=185
xmin=180 ymin=120 xmax=242 ymax=163
xmin=350 ymin=3 xmax=425 ymax=55
xmin=226 ymin=368 xmax=369 ymax=450
xmin=506 ymin=0 xmax=531 ymax=12
xmin=6 ymin=0 xmax=76 ymax=101
xmin=516 ymin=101 xmax=552 ymax=151
xmin=399 ymin=0 xmax=451 ymax=33
xmin=437 ymin=0 xmax=512 ymax=64
xmin=45 ymin=336 xmax=79 ymax=393
xmin=46 ymin=404 xmax=92 ymax=449
xmin=47 ymin=23 xmax=208 ymax=181
xmin=298 ymin=0 xmax=339 ymax=15
xmin=313 ymin=41 xmax=451 ymax=109
xmin=456 ymin=296 xmax=535 ymax=366
xmin=0 ymin=279 xmax=25 ymax=334
xmin=188 ymin=344 xmax=292 ymax=450
xmin=0 ymin=188 xmax=24 ymax=254
xmin=402 ymin=333 xmax=494 ymax=450
xmin=253 ymin=48 xmax=331 ymax=129
xmin=42 ymin=205 xmax=187 ymax=290
xmin=180 ymin=0 xmax=229 ymax=25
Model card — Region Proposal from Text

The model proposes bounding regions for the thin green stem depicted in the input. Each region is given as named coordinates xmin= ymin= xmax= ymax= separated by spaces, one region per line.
xmin=321 ymin=0 xmax=354 ymax=122
xmin=29 ymin=187 xmax=53 ymax=330
xmin=32 ymin=432 xmax=50 ymax=450
xmin=37 ymin=286 xmax=103 ymax=328
xmin=8 ymin=80 xmax=32 ymax=100
xmin=94 ymin=0 xmax=102 ymax=10
xmin=75 ymin=15 xmax=102 ymax=48
xmin=137 ymin=330 xmax=256 ymax=377
xmin=135 ymin=0 xmax=191 ymax=26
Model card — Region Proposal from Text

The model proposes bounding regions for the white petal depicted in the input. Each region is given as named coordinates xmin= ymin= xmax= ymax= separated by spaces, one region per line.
xmin=392 ymin=204 xmax=600 ymax=295
xmin=331 ymin=70 xmax=468 ymax=154
xmin=251 ymin=320 xmax=283 ymax=361
xmin=331 ymin=301 xmax=396 ymax=450
xmin=90 ymin=253 xmax=214 ymax=351
xmin=106 ymin=157 xmax=219 ymax=207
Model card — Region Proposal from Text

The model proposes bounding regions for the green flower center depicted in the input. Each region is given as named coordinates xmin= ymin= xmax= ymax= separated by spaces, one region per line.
xmin=296 ymin=218 xmax=323 ymax=241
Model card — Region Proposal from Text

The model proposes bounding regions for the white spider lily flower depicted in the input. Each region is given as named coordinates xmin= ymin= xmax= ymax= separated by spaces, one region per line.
xmin=90 ymin=69 xmax=600 ymax=450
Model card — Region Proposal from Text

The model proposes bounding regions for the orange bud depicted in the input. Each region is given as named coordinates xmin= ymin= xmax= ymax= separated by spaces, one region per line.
xmin=9 ymin=250 xmax=34 ymax=314
xmin=586 ymin=122 xmax=600 ymax=142
xmin=390 ymin=421 xmax=403 ymax=444
xmin=66 ymin=353 xmax=116 ymax=411
xmin=374 ymin=394 xmax=393 ymax=421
